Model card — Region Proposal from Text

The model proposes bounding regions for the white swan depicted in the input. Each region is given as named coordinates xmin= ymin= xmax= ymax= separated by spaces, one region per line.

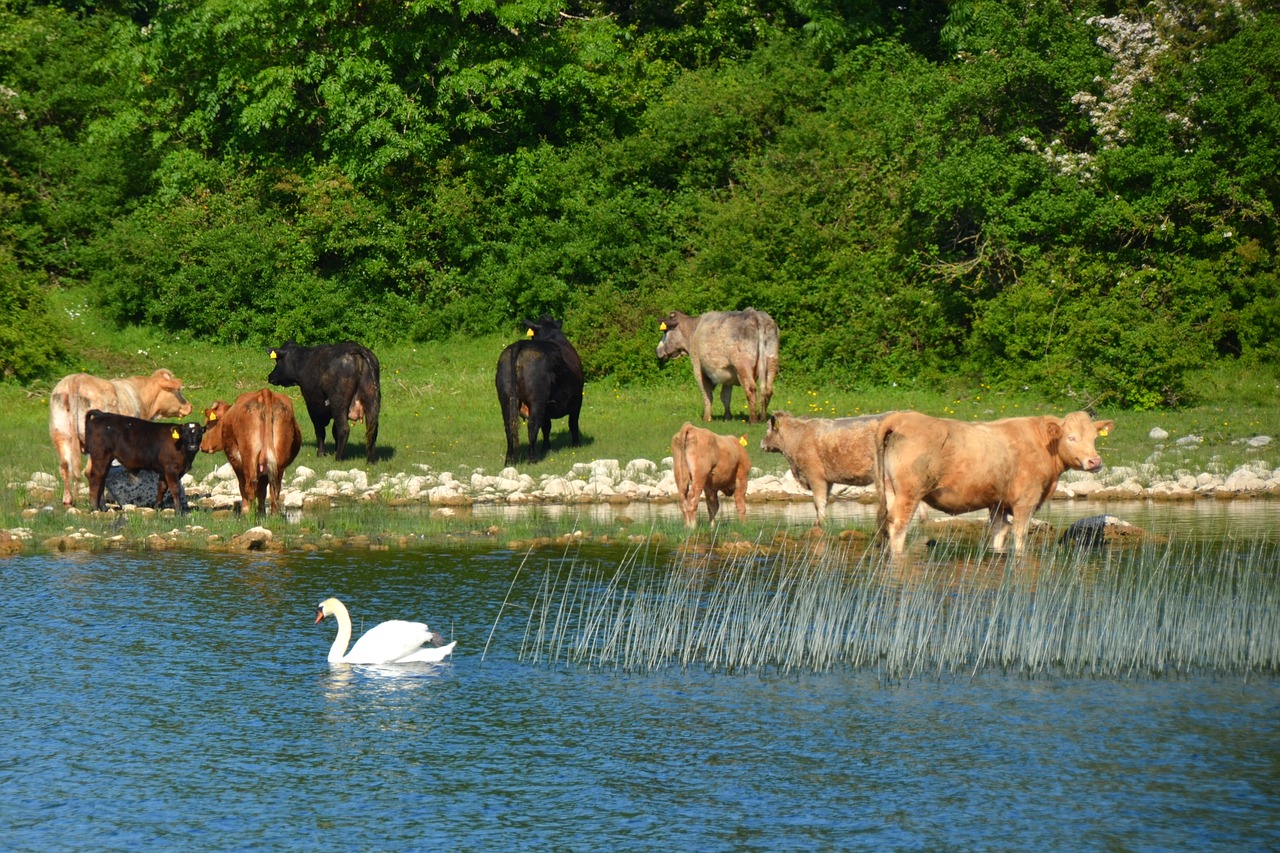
xmin=316 ymin=597 xmax=456 ymax=664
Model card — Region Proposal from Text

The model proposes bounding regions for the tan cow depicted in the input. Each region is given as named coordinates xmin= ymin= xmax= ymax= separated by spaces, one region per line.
xmin=671 ymin=423 xmax=751 ymax=528
xmin=876 ymin=410 xmax=1115 ymax=555
xmin=49 ymin=369 xmax=192 ymax=507
xmin=760 ymin=411 xmax=888 ymax=526
xmin=657 ymin=309 xmax=779 ymax=424
xmin=201 ymin=389 xmax=303 ymax=515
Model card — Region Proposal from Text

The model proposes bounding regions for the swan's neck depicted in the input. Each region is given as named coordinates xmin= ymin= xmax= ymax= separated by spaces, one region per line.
xmin=328 ymin=601 xmax=353 ymax=663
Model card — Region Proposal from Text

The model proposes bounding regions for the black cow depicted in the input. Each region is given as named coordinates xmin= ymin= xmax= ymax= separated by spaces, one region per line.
xmin=266 ymin=341 xmax=381 ymax=463
xmin=83 ymin=410 xmax=204 ymax=513
xmin=495 ymin=315 xmax=584 ymax=465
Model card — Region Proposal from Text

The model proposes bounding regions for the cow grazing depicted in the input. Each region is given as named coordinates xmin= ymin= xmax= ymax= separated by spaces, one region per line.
xmin=876 ymin=410 xmax=1116 ymax=555
xmin=760 ymin=411 xmax=887 ymax=526
xmin=656 ymin=308 xmax=779 ymax=424
xmin=495 ymin=315 xmax=584 ymax=465
xmin=671 ymin=423 xmax=751 ymax=528
xmin=201 ymin=389 xmax=303 ymax=515
xmin=48 ymin=369 xmax=192 ymax=507
xmin=266 ymin=341 xmax=381 ymax=464
xmin=83 ymin=410 xmax=204 ymax=513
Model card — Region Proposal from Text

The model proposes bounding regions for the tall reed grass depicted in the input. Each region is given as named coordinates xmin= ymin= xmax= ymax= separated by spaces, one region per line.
xmin=508 ymin=534 xmax=1280 ymax=680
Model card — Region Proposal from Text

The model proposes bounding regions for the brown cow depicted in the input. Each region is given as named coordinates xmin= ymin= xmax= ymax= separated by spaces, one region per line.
xmin=657 ymin=309 xmax=779 ymax=424
xmin=49 ymin=369 xmax=192 ymax=507
xmin=671 ymin=423 xmax=751 ymax=528
xmin=201 ymin=389 xmax=303 ymax=515
xmin=760 ymin=411 xmax=888 ymax=526
xmin=83 ymin=410 xmax=204 ymax=513
xmin=876 ymin=410 xmax=1116 ymax=555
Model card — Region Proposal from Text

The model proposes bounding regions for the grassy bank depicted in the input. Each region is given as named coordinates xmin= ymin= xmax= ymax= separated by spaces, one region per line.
xmin=2 ymin=287 xmax=1277 ymax=548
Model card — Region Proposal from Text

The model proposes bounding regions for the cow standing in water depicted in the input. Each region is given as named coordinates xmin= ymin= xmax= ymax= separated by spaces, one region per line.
xmin=760 ymin=411 xmax=889 ymax=526
xmin=876 ymin=410 xmax=1115 ymax=555
xmin=201 ymin=389 xmax=303 ymax=515
xmin=656 ymin=308 xmax=778 ymax=424
xmin=267 ymin=342 xmax=381 ymax=464
xmin=671 ymin=423 xmax=751 ymax=528
xmin=48 ymin=369 xmax=192 ymax=506
xmin=495 ymin=316 xmax=584 ymax=465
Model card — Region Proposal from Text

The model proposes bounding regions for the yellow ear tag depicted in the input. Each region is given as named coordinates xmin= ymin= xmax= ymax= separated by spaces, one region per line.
xmin=526 ymin=328 xmax=535 ymax=338
xmin=209 ymin=412 xmax=217 ymax=422
xmin=739 ymin=435 xmax=748 ymax=447
xmin=1099 ymin=428 xmax=1109 ymax=437
xmin=659 ymin=322 xmax=668 ymax=331
xmin=171 ymin=428 xmax=181 ymax=440
xmin=270 ymin=350 xmax=278 ymax=360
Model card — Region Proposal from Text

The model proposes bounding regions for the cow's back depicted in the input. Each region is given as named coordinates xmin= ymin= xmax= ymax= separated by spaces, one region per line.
xmin=810 ymin=415 xmax=883 ymax=485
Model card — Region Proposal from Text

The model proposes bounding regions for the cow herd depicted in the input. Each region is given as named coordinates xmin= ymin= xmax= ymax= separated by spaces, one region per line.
xmin=47 ymin=342 xmax=380 ymax=515
xmin=44 ymin=309 xmax=1115 ymax=554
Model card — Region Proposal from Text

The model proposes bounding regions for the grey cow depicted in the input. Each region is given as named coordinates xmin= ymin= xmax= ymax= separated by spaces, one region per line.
xmin=656 ymin=308 xmax=779 ymax=424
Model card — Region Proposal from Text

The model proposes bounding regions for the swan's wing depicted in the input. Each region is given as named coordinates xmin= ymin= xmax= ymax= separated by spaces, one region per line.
xmin=395 ymin=640 xmax=456 ymax=663
xmin=345 ymin=619 xmax=434 ymax=664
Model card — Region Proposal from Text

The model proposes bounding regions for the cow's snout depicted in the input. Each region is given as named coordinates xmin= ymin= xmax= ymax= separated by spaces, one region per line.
xmin=1082 ymin=456 xmax=1102 ymax=472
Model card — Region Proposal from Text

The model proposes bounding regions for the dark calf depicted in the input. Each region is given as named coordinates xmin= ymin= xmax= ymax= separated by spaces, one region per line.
xmin=84 ymin=410 xmax=204 ymax=513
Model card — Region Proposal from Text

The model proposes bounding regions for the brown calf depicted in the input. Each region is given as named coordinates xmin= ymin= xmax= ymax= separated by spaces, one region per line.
xmin=201 ymin=389 xmax=303 ymax=515
xmin=671 ymin=423 xmax=751 ymax=528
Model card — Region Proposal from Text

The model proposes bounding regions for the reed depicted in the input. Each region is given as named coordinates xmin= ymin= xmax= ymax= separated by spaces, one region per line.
xmin=512 ymin=533 xmax=1280 ymax=680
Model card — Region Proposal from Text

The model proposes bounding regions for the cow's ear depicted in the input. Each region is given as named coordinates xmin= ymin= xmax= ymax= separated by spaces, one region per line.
xmin=1095 ymin=420 xmax=1115 ymax=437
xmin=1046 ymin=420 xmax=1063 ymax=441
xmin=171 ymin=428 xmax=181 ymax=440
xmin=269 ymin=349 xmax=279 ymax=360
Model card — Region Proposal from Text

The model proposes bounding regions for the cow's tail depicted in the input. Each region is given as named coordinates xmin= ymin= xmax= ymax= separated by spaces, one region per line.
xmin=356 ymin=348 xmax=381 ymax=457
xmin=258 ymin=400 xmax=278 ymax=482
xmin=873 ymin=417 xmax=899 ymax=538
xmin=754 ymin=311 xmax=779 ymax=416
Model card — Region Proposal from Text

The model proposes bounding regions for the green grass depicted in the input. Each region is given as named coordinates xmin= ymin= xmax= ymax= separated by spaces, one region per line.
xmin=3 ymin=285 xmax=1278 ymax=540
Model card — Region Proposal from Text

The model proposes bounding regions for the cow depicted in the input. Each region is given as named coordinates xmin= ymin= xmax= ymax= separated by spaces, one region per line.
xmin=201 ymin=388 xmax=303 ymax=515
xmin=48 ymin=369 xmax=192 ymax=507
xmin=671 ymin=422 xmax=751 ymax=528
xmin=83 ymin=410 xmax=204 ymax=513
xmin=760 ymin=411 xmax=888 ymax=526
xmin=495 ymin=316 xmax=584 ymax=465
xmin=656 ymin=308 xmax=779 ymax=424
xmin=266 ymin=341 xmax=381 ymax=464
xmin=876 ymin=410 xmax=1116 ymax=555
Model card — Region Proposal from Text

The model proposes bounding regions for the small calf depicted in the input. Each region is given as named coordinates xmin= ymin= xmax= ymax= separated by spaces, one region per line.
xmin=671 ymin=422 xmax=751 ymax=528
xmin=84 ymin=410 xmax=204 ymax=513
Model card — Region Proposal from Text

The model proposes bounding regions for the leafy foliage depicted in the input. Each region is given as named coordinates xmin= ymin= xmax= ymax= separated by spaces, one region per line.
xmin=2 ymin=0 xmax=1277 ymax=408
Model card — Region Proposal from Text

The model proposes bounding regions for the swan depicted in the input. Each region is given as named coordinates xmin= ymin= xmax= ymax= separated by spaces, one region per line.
xmin=316 ymin=597 xmax=456 ymax=664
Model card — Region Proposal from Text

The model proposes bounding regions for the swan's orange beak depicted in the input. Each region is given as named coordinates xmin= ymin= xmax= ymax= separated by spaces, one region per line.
xmin=315 ymin=608 xmax=325 ymax=624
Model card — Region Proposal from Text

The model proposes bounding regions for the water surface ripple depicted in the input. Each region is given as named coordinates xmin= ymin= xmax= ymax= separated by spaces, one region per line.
xmin=1 ymin=549 xmax=1276 ymax=850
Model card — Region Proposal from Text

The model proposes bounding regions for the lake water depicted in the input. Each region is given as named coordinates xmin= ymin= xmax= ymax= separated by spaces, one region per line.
xmin=2 ymin=546 xmax=1277 ymax=851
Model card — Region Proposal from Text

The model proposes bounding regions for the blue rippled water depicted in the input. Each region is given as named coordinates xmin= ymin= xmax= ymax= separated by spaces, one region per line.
xmin=1 ymin=548 xmax=1276 ymax=851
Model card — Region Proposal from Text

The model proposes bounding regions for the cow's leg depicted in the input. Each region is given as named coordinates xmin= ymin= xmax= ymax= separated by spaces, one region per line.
xmin=812 ymin=480 xmax=831 ymax=527
xmin=55 ymin=435 xmax=80 ymax=507
xmin=736 ymin=360 xmax=759 ymax=423
xmin=254 ymin=471 xmax=269 ymax=515
xmin=719 ymin=384 xmax=734 ymax=421
xmin=306 ymin=403 xmax=329 ymax=457
xmin=567 ymin=399 xmax=582 ymax=447
xmin=330 ymin=403 xmax=352 ymax=461
xmin=1004 ymin=505 xmax=1034 ymax=554
xmin=732 ymin=477 xmax=747 ymax=523
xmin=988 ymin=506 xmax=1012 ymax=552
xmin=695 ymin=361 xmax=716 ymax=422
xmin=525 ymin=405 xmax=544 ymax=462
xmin=499 ymin=393 xmax=522 ymax=466
xmin=162 ymin=472 xmax=188 ymax=514
xmin=704 ymin=483 xmax=721 ymax=525
xmin=86 ymin=454 xmax=108 ymax=512
xmin=680 ymin=458 xmax=705 ymax=527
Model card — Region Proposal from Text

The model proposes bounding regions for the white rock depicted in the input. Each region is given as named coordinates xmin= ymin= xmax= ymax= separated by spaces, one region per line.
xmin=1248 ymin=435 xmax=1272 ymax=448
xmin=293 ymin=466 xmax=316 ymax=482
xmin=1148 ymin=427 xmax=1169 ymax=441
xmin=1175 ymin=435 xmax=1203 ymax=447
xmin=30 ymin=472 xmax=57 ymax=488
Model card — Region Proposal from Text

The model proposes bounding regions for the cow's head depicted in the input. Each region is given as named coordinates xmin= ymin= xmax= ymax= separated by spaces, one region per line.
xmin=151 ymin=369 xmax=193 ymax=418
xmin=1052 ymin=411 xmax=1115 ymax=473
xmin=267 ymin=342 xmax=300 ymax=387
xmin=524 ymin=315 xmax=564 ymax=341
xmin=760 ymin=411 xmax=792 ymax=453
xmin=174 ymin=422 xmax=205 ymax=460
xmin=656 ymin=311 xmax=691 ymax=361
xmin=200 ymin=402 xmax=230 ymax=453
